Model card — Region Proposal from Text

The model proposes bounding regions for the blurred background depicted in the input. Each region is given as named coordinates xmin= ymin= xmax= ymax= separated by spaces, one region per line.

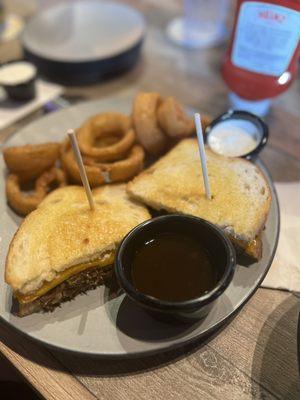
xmin=0 ymin=0 xmax=298 ymax=119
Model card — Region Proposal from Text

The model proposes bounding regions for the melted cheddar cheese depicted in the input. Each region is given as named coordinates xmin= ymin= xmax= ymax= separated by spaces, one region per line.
xmin=16 ymin=252 xmax=115 ymax=304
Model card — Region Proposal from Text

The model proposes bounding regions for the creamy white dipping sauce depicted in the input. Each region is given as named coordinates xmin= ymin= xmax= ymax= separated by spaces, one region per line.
xmin=207 ymin=119 xmax=260 ymax=157
xmin=0 ymin=62 xmax=36 ymax=85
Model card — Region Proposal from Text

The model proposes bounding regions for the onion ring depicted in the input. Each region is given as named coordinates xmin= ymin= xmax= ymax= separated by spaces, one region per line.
xmin=3 ymin=143 xmax=60 ymax=181
xmin=59 ymin=137 xmax=70 ymax=157
xmin=6 ymin=168 xmax=67 ymax=216
xmin=77 ymin=113 xmax=135 ymax=162
xmin=157 ymin=97 xmax=212 ymax=139
xmin=199 ymin=114 xmax=212 ymax=132
xmin=157 ymin=97 xmax=195 ymax=139
xmin=133 ymin=92 xmax=169 ymax=155
xmin=35 ymin=167 xmax=67 ymax=195
xmin=61 ymin=144 xmax=145 ymax=187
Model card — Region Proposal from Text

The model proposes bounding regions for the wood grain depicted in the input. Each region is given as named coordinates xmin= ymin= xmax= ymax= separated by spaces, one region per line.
xmin=2 ymin=290 xmax=297 ymax=399
xmin=266 ymin=108 xmax=300 ymax=159
xmin=210 ymin=289 xmax=300 ymax=399
xmin=0 ymin=322 xmax=96 ymax=400
xmin=0 ymin=1 xmax=300 ymax=399
xmin=45 ymin=289 xmax=300 ymax=400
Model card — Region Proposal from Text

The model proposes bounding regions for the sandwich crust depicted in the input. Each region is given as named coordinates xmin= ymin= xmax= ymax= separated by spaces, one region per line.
xmin=5 ymin=184 xmax=150 ymax=295
xmin=127 ymin=139 xmax=271 ymax=246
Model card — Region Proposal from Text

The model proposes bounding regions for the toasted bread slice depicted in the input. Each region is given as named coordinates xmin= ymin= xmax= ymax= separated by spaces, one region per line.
xmin=5 ymin=184 xmax=150 ymax=298
xmin=127 ymin=139 xmax=271 ymax=257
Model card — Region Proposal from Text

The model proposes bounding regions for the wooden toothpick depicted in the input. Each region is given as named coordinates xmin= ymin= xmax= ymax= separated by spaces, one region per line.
xmin=68 ymin=129 xmax=95 ymax=210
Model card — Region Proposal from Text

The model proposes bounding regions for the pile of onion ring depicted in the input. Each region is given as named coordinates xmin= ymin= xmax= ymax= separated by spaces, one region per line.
xmin=3 ymin=143 xmax=66 ymax=216
xmin=132 ymin=92 xmax=212 ymax=155
xmin=61 ymin=112 xmax=145 ymax=187
xmin=3 ymin=93 xmax=210 ymax=216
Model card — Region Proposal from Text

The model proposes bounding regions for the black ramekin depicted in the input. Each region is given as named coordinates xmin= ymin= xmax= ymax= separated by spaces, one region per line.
xmin=115 ymin=215 xmax=236 ymax=322
xmin=1 ymin=61 xmax=37 ymax=101
xmin=205 ymin=110 xmax=269 ymax=160
xmin=3 ymin=77 xmax=36 ymax=101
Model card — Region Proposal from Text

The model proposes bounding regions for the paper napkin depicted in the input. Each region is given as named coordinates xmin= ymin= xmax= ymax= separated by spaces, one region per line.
xmin=262 ymin=181 xmax=300 ymax=292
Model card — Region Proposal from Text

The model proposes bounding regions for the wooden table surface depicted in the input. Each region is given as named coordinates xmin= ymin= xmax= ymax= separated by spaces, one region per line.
xmin=0 ymin=1 xmax=300 ymax=399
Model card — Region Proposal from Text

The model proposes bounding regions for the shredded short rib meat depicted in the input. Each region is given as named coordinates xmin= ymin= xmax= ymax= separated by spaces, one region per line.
xmin=14 ymin=264 xmax=113 ymax=317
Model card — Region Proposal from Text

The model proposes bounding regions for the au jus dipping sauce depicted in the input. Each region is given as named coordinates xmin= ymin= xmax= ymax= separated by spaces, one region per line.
xmin=131 ymin=231 xmax=218 ymax=302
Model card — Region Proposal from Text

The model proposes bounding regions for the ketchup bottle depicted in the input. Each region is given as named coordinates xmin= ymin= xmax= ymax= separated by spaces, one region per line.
xmin=222 ymin=0 xmax=300 ymax=115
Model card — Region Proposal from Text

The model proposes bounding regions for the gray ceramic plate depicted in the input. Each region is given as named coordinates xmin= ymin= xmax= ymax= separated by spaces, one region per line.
xmin=0 ymin=95 xmax=279 ymax=357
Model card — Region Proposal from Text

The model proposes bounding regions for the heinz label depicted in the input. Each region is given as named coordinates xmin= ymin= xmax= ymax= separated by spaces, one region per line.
xmin=232 ymin=2 xmax=300 ymax=76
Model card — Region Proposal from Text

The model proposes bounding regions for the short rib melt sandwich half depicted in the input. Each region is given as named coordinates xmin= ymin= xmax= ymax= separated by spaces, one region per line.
xmin=127 ymin=138 xmax=272 ymax=260
xmin=5 ymin=184 xmax=150 ymax=316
